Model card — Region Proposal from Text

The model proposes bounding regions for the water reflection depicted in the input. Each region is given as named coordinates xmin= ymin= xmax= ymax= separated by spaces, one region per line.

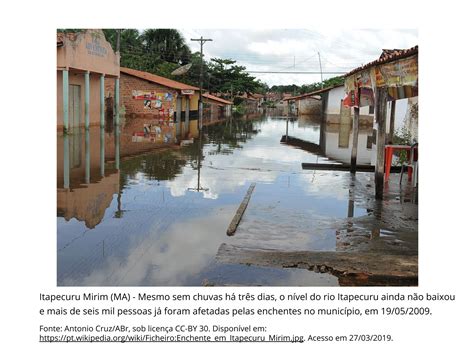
xmin=57 ymin=112 xmax=416 ymax=286
xmin=322 ymin=124 xmax=374 ymax=165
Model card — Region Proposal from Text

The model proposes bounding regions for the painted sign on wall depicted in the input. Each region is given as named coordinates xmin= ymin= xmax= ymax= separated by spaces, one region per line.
xmin=86 ymin=37 xmax=108 ymax=58
xmin=376 ymin=56 xmax=418 ymax=87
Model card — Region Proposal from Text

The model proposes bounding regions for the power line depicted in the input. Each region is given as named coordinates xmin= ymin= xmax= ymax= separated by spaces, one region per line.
xmin=246 ymin=71 xmax=345 ymax=74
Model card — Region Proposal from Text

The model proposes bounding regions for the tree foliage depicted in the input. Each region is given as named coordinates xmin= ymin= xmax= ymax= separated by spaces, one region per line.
xmin=99 ymin=29 xmax=267 ymax=97
xmin=270 ymin=76 xmax=345 ymax=96
xmin=58 ymin=29 xmax=343 ymax=98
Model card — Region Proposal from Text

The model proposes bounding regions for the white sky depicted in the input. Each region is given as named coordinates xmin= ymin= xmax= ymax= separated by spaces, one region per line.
xmin=179 ymin=29 xmax=417 ymax=87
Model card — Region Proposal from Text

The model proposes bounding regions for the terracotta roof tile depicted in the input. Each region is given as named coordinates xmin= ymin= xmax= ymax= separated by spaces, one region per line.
xmin=203 ymin=93 xmax=232 ymax=105
xmin=345 ymin=45 xmax=418 ymax=77
xmin=120 ymin=67 xmax=199 ymax=91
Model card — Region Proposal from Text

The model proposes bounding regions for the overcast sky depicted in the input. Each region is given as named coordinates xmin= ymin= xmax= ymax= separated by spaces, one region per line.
xmin=179 ymin=29 xmax=417 ymax=87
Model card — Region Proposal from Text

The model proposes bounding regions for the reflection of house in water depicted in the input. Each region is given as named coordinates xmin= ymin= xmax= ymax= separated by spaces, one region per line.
xmin=319 ymin=124 xmax=374 ymax=164
xmin=57 ymin=129 xmax=119 ymax=228
xmin=57 ymin=173 xmax=120 ymax=229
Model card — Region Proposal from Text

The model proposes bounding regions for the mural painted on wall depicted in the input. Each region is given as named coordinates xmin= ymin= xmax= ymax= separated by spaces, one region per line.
xmin=132 ymin=90 xmax=175 ymax=118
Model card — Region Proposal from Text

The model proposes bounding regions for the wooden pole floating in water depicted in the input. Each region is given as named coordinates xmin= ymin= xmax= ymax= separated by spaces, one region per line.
xmin=227 ymin=183 xmax=256 ymax=236
xmin=302 ymin=162 xmax=402 ymax=172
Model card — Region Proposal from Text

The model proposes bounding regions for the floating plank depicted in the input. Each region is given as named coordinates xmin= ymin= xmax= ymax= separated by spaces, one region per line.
xmin=302 ymin=162 xmax=402 ymax=172
xmin=226 ymin=183 xmax=256 ymax=236
xmin=281 ymin=135 xmax=321 ymax=154
xmin=216 ymin=244 xmax=418 ymax=286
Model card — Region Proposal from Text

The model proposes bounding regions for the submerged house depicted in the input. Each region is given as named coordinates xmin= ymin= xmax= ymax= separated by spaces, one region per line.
xmin=57 ymin=29 xmax=120 ymax=131
xmin=343 ymin=45 xmax=418 ymax=198
xmin=284 ymin=91 xmax=322 ymax=116
xmin=106 ymin=67 xmax=233 ymax=138
xmin=236 ymin=93 xmax=259 ymax=112
xmin=109 ymin=67 xmax=199 ymax=120
xmin=202 ymin=93 xmax=232 ymax=120
xmin=107 ymin=67 xmax=199 ymax=138
xmin=343 ymin=47 xmax=419 ymax=142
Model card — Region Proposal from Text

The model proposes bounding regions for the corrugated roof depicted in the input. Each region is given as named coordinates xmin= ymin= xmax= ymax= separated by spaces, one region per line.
xmin=203 ymin=93 xmax=232 ymax=105
xmin=345 ymin=45 xmax=418 ymax=77
xmin=120 ymin=67 xmax=199 ymax=91
xmin=283 ymin=84 xmax=343 ymax=101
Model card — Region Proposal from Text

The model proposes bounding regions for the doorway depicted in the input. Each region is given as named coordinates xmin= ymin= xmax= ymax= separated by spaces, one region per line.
xmin=68 ymin=84 xmax=82 ymax=128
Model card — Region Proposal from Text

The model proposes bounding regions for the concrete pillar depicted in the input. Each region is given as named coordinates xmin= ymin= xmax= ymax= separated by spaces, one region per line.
xmin=62 ymin=70 xmax=69 ymax=132
xmin=85 ymin=130 xmax=90 ymax=184
xmin=375 ymin=87 xmax=388 ymax=200
xmin=185 ymin=96 xmax=190 ymax=135
xmin=114 ymin=78 xmax=120 ymax=126
xmin=63 ymin=134 xmax=70 ymax=189
xmin=100 ymin=128 xmax=105 ymax=177
xmin=176 ymin=95 xmax=182 ymax=138
xmin=84 ymin=72 xmax=90 ymax=130
xmin=350 ymin=105 xmax=360 ymax=174
xmin=100 ymin=74 xmax=105 ymax=128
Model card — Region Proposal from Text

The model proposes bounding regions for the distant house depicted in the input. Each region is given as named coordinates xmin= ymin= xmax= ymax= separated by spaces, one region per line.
xmin=202 ymin=93 xmax=232 ymax=120
xmin=236 ymin=93 xmax=259 ymax=112
xmin=57 ymin=29 xmax=120 ymax=131
xmin=283 ymin=91 xmax=322 ymax=116
xmin=250 ymin=93 xmax=265 ymax=107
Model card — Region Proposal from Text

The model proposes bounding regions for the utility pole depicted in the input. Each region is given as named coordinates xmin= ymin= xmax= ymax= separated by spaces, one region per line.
xmin=191 ymin=36 xmax=213 ymax=131
xmin=318 ymin=52 xmax=323 ymax=88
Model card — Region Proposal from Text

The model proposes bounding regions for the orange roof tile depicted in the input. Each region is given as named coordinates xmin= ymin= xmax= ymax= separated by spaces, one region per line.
xmin=203 ymin=93 xmax=232 ymax=105
xmin=345 ymin=45 xmax=418 ymax=77
xmin=120 ymin=67 xmax=199 ymax=91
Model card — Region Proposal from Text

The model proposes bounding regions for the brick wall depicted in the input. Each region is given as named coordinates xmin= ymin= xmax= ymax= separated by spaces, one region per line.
xmin=106 ymin=73 xmax=179 ymax=119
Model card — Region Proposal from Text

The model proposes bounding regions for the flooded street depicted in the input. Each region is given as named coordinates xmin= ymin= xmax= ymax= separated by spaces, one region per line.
xmin=57 ymin=112 xmax=417 ymax=286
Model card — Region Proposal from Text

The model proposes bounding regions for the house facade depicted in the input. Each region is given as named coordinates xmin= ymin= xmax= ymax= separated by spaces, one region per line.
xmin=57 ymin=30 xmax=120 ymax=131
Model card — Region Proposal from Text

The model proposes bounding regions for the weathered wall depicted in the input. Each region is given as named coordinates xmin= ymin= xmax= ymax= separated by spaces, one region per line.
xmin=57 ymin=71 xmax=103 ymax=129
xmin=57 ymin=30 xmax=119 ymax=130
xmin=326 ymin=86 xmax=346 ymax=115
xmin=57 ymin=30 xmax=119 ymax=77
xmin=297 ymin=97 xmax=321 ymax=115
